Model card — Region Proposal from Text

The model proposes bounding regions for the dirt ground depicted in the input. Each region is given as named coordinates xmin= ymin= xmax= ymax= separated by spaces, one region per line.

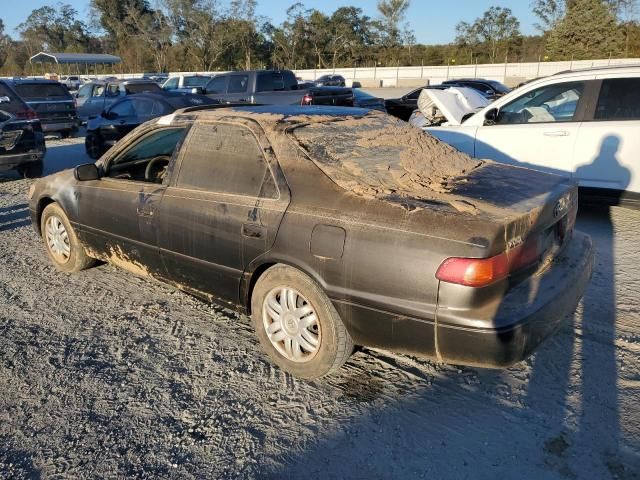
xmin=0 ymin=138 xmax=639 ymax=479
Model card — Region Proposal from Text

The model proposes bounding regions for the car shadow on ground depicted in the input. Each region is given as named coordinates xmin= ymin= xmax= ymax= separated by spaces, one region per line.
xmin=0 ymin=203 xmax=30 ymax=232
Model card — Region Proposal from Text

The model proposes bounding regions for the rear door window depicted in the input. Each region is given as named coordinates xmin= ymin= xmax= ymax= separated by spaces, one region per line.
xmin=594 ymin=78 xmax=640 ymax=121
xmin=257 ymin=72 xmax=286 ymax=92
xmin=106 ymin=84 xmax=120 ymax=97
xmin=205 ymin=76 xmax=228 ymax=94
xmin=176 ymin=122 xmax=277 ymax=198
xmin=110 ymin=100 xmax=135 ymax=117
xmin=228 ymin=75 xmax=249 ymax=93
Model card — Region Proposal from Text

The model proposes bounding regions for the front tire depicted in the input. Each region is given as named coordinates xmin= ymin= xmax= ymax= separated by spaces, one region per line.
xmin=18 ymin=160 xmax=43 ymax=179
xmin=40 ymin=203 xmax=95 ymax=273
xmin=251 ymin=265 xmax=354 ymax=379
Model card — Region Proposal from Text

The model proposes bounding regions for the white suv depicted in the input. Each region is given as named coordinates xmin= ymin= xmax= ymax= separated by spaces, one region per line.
xmin=425 ymin=65 xmax=640 ymax=208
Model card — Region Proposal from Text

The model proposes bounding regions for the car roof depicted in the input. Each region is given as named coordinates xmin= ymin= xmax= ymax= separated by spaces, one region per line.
xmin=174 ymin=105 xmax=372 ymax=124
xmin=11 ymin=79 xmax=63 ymax=84
xmin=87 ymin=78 xmax=160 ymax=85
xmin=552 ymin=63 xmax=640 ymax=76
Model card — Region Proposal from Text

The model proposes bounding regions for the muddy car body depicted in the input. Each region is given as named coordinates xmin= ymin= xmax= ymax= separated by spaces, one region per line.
xmin=28 ymin=105 xmax=593 ymax=378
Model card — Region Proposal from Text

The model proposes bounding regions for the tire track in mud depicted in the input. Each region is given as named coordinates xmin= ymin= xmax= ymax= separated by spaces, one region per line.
xmin=1 ymin=176 xmax=639 ymax=479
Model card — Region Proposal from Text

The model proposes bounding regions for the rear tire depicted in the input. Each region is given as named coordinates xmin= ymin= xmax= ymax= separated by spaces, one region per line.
xmin=85 ymin=132 xmax=104 ymax=159
xmin=41 ymin=203 xmax=95 ymax=273
xmin=251 ymin=264 xmax=354 ymax=379
xmin=18 ymin=160 xmax=43 ymax=179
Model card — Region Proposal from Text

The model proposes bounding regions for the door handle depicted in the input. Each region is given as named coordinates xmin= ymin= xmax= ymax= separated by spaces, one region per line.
xmin=137 ymin=206 xmax=153 ymax=217
xmin=543 ymin=130 xmax=569 ymax=137
xmin=242 ymin=223 xmax=263 ymax=238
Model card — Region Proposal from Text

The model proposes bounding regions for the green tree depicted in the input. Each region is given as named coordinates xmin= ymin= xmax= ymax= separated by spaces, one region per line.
xmin=18 ymin=3 xmax=92 ymax=55
xmin=376 ymin=0 xmax=411 ymax=47
xmin=546 ymin=0 xmax=624 ymax=59
xmin=456 ymin=7 xmax=521 ymax=63
xmin=531 ymin=0 xmax=567 ymax=32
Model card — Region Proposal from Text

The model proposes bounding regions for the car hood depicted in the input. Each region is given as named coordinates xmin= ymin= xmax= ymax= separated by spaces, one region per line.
xmin=418 ymin=87 xmax=490 ymax=125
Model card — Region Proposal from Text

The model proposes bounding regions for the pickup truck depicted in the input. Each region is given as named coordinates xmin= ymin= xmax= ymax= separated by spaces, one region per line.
xmin=161 ymin=74 xmax=214 ymax=93
xmin=201 ymin=70 xmax=354 ymax=106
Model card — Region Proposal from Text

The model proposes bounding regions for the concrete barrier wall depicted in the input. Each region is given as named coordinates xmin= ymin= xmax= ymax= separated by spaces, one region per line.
xmin=82 ymin=58 xmax=640 ymax=87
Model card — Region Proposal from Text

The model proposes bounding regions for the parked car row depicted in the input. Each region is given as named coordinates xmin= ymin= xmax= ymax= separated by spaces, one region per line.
xmin=385 ymin=78 xmax=512 ymax=121
xmin=419 ymin=66 xmax=640 ymax=208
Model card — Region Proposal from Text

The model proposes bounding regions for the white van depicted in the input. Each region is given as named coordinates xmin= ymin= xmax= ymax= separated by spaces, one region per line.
xmin=424 ymin=65 xmax=640 ymax=208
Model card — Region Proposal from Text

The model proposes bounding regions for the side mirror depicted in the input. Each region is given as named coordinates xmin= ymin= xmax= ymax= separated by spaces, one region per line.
xmin=484 ymin=108 xmax=499 ymax=125
xmin=74 ymin=163 xmax=100 ymax=181
xmin=352 ymin=81 xmax=362 ymax=88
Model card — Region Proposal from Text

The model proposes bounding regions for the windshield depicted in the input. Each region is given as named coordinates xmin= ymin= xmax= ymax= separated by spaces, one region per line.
xmin=125 ymin=83 xmax=162 ymax=94
xmin=486 ymin=80 xmax=511 ymax=94
xmin=184 ymin=76 xmax=212 ymax=87
xmin=292 ymin=114 xmax=482 ymax=205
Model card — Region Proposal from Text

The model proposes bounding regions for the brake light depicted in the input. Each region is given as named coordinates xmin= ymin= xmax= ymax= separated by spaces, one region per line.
xmin=16 ymin=108 xmax=38 ymax=120
xmin=436 ymin=237 xmax=540 ymax=288
xmin=301 ymin=94 xmax=313 ymax=105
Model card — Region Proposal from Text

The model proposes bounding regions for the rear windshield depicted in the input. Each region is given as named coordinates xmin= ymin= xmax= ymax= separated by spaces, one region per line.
xmin=125 ymin=83 xmax=161 ymax=94
xmin=0 ymin=83 xmax=18 ymax=103
xmin=164 ymin=95 xmax=214 ymax=109
xmin=184 ymin=76 xmax=211 ymax=87
xmin=292 ymin=114 xmax=482 ymax=204
xmin=14 ymin=83 xmax=69 ymax=99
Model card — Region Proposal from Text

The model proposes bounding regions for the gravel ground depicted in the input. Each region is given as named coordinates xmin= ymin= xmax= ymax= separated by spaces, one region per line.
xmin=0 ymin=138 xmax=639 ymax=479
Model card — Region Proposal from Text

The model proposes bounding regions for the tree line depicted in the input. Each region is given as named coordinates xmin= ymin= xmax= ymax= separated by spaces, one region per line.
xmin=0 ymin=0 xmax=639 ymax=75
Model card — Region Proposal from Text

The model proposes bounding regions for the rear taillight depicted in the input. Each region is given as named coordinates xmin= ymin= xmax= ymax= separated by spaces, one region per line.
xmin=436 ymin=237 xmax=541 ymax=288
xmin=301 ymin=94 xmax=313 ymax=105
xmin=16 ymin=108 xmax=39 ymax=120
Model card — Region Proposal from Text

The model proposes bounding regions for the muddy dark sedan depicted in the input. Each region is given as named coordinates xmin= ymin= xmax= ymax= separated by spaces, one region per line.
xmin=28 ymin=105 xmax=593 ymax=378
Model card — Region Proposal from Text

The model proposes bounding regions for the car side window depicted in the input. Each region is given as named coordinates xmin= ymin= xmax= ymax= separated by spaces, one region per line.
xmin=206 ymin=76 xmax=228 ymax=94
xmin=176 ymin=122 xmax=278 ymax=198
xmin=109 ymin=100 xmax=135 ymax=117
xmin=106 ymin=84 xmax=120 ymax=97
xmin=406 ymin=89 xmax=422 ymax=100
xmin=132 ymin=98 xmax=153 ymax=116
xmin=77 ymin=84 xmax=92 ymax=99
xmin=497 ymin=81 xmax=585 ymax=124
xmin=164 ymin=78 xmax=179 ymax=90
xmin=106 ymin=127 xmax=188 ymax=183
xmin=257 ymin=73 xmax=286 ymax=92
xmin=594 ymin=78 xmax=640 ymax=121
xmin=228 ymin=75 xmax=249 ymax=93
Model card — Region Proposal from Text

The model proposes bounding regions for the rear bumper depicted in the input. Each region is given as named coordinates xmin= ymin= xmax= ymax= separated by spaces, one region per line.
xmin=0 ymin=148 xmax=45 ymax=172
xmin=41 ymin=121 xmax=76 ymax=133
xmin=434 ymin=231 xmax=593 ymax=368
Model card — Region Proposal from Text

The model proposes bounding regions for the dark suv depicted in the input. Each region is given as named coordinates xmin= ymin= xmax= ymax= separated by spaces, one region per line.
xmin=0 ymin=80 xmax=46 ymax=178
xmin=29 ymin=105 xmax=593 ymax=379
xmin=11 ymin=79 xmax=78 ymax=137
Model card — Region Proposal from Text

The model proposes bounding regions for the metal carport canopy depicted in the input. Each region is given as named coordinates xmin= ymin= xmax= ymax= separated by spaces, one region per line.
xmin=29 ymin=52 xmax=121 ymax=65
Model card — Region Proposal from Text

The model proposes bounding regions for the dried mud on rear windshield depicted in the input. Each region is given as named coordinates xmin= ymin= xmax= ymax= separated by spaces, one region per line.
xmin=292 ymin=115 xmax=483 ymax=209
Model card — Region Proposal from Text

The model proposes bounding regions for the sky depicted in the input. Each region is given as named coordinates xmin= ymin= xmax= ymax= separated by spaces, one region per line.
xmin=2 ymin=0 xmax=540 ymax=44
